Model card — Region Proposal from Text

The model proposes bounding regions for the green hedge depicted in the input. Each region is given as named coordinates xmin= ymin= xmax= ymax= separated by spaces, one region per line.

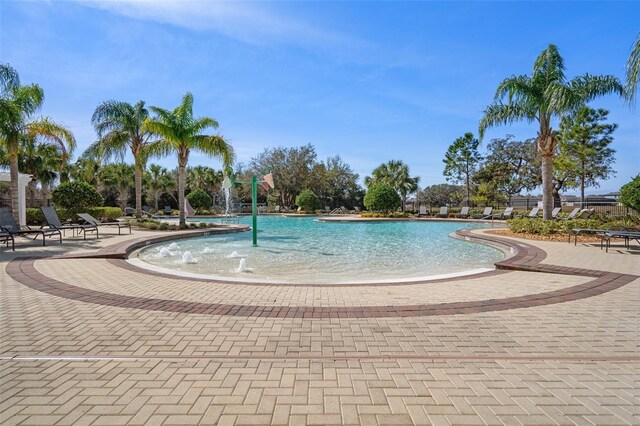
xmin=27 ymin=207 xmax=124 ymax=225
xmin=507 ymin=218 xmax=603 ymax=235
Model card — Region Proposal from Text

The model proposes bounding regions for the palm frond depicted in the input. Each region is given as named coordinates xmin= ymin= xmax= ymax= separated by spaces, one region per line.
xmin=494 ymin=75 xmax=536 ymax=103
xmin=478 ymin=103 xmax=536 ymax=139
xmin=569 ymin=74 xmax=624 ymax=104
xmin=0 ymin=63 xmax=20 ymax=94
xmin=625 ymin=33 xmax=640 ymax=103
xmin=26 ymin=117 xmax=76 ymax=154
xmin=191 ymin=135 xmax=235 ymax=167
xmin=533 ymin=44 xmax=565 ymax=84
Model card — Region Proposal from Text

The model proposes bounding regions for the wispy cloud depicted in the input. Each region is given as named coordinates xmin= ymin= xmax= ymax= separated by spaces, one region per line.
xmin=73 ymin=0 xmax=349 ymax=47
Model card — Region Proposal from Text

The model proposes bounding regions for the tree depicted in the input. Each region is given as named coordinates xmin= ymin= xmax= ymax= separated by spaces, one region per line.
xmin=442 ymin=133 xmax=482 ymax=206
xmin=479 ymin=44 xmax=623 ymax=219
xmin=98 ymin=163 xmax=135 ymax=210
xmin=52 ymin=181 xmax=103 ymax=211
xmin=475 ymin=136 xmax=540 ymax=203
xmin=186 ymin=188 xmax=212 ymax=211
xmin=145 ymin=164 xmax=175 ymax=211
xmin=365 ymin=160 xmax=419 ymax=211
xmin=0 ymin=64 xmax=76 ymax=222
xmin=557 ymin=106 xmax=617 ymax=204
xmin=295 ymin=189 xmax=320 ymax=212
xmin=417 ymin=184 xmax=465 ymax=207
xmin=619 ymin=175 xmax=640 ymax=212
xmin=625 ymin=33 xmax=640 ymax=103
xmin=363 ymin=183 xmax=401 ymax=214
xmin=144 ymin=92 xmax=234 ymax=228
xmin=309 ymin=155 xmax=363 ymax=209
xmin=90 ymin=100 xmax=155 ymax=218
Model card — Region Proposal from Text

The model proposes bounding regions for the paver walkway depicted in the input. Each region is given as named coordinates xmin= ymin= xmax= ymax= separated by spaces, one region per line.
xmin=1 ymin=227 xmax=638 ymax=425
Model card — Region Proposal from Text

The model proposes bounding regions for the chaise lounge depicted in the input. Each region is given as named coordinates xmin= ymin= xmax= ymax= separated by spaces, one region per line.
xmin=77 ymin=213 xmax=131 ymax=235
xmin=0 ymin=207 xmax=62 ymax=247
xmin=435 ymin=207 xmax=448 ymax=218
xmin=41 ymin=207 xmax=99 ymax=240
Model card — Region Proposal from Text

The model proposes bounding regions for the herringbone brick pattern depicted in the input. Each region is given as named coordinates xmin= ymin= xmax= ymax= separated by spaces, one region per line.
xmin=1 ymin=228 xmax=639 ymax=424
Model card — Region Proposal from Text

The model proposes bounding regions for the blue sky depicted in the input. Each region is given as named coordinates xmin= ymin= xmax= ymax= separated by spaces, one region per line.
xmin=2 ymin=0 xmax=638 ymax=194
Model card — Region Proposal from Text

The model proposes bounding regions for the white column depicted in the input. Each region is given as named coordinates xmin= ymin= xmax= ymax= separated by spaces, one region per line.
xmin=17 ymin=174 xmax=31 ymax=226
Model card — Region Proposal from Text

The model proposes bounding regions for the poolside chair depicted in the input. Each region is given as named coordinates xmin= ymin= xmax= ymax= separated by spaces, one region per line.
xmin=0 ymin=228 xmax=15 ymax=251
xmin=474 ymin=207 xmax=493 ymax=219
xmin=523 ymin=207 xmax=540 ymax=219
xmin=435 ymin=206 xmax=448 ymax=218
xmin=550 ymin=207 xmax=561 ymax=219
xmin=77 ymin=213 xmax=131 ymax=235
xmin=455 ymin=206 xmax=470 ymax=218
xmin=164 ymin=206 xmax=172 ymax=215
xmin=578 ymin=208 xmax=595 ymax=219
xmin=41 ymin=207 xmax=99 ymax=240
xmin=557 ymin=207 xmax=580 ymax=221
xmin=490 ymin=207 xmax=513 ymax=220
xmin=0 ymin=207 xmax=62 ymax=246
xmin=418 ymin=206 xmax=429 ymax=217
xmin=600 ymin=229 xmax=640 ymax=253
xmin=569 ymin=225 xmax=626 ymax=246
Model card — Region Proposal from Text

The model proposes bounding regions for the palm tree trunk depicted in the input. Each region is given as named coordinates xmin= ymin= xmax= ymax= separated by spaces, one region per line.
xmin=8 ymin=140 xmax=20 ymax=224
xmin=154 ymin=190 xmax=160 ymax=211
xmin=541 ymin=154 xmax=554 ymax=219
xmin=134 ymin=163 xmax=143 ymax=219
xmin=178 ymin=155 xmax=187 ymax=229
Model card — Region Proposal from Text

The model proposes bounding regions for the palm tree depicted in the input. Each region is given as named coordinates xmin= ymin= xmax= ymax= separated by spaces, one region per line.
xmin=0 ymin=64 xmax=76 ymax=222
xmin=145 ymin=164 xmax=175 ymax=211
xmin=90 ymin=100 xmax=154 ymax=218
xmin=98 ymin=163 xmax=135 ymax=211
xmin=479 ymin=44 xmax=623 ymax=219
xmin=625 ymin=33 xmax=640 ymax=103
xmin=144 ymin=92 xmax=234 ymax=228
xmin=365 ymin=160 xmax=419 ymax=211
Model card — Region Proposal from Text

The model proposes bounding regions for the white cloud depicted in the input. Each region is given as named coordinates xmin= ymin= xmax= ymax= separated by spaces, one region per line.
xmin=73 ymin=0 xmax=348 ymax=47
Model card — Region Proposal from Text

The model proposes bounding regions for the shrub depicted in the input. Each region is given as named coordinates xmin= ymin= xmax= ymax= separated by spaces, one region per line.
xmin=186 ymin=189 xmax=213 ymax=211
xmin=295 ymin=189 xmax=320 ymax=212
xmin=360 ymin=212 xmax=409 ymax=218
xmin=620 ymin=175 xmax=640 ymax=213
xmin=363 ymin=183 xmax=401 ymax=214
xmin=26 ymin=207 xmax=123 ymax=225
xmin=52 ymin=181 xmax=103 ymax=211
xmin=507 ymin=218 xmax=604 ymax=235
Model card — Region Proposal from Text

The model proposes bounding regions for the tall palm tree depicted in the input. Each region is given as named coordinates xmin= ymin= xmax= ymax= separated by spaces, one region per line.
xmin=365 ymin=160 xmax=420 ymax=211
xmin=90 ymin=100 xmax=154 ymax=218
xmin=145 ymin=164 xmax=175 ymax=211
xmin=98 ymin=163 xmax=135 ymax=211
xmin=479 ymin=44 xmax=623 ymax=219
xmin=144 ymin=92 xmax=234 ymax=228
xmin=0 ymin=64 xmax=76 ymax=222
xmin=625 ymin=33 xmax=640 ymax=103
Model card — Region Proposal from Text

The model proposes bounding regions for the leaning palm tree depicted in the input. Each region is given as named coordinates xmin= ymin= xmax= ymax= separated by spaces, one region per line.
xmin=144 ymin=92 xmax=234 ymax=228
xmin=0 ymin=64 xmax=76 ymax=222
xmin=90 ymin=100 xmax=154 ymax=218
xmin=479 ymin=44 xmax=623 ymax=219
xmin=625 ymin=33 xmax=640 ymax=103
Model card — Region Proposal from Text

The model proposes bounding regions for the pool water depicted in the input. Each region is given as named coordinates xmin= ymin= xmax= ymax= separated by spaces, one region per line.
xmin=137 ymin=216 xmax=504 ymax=283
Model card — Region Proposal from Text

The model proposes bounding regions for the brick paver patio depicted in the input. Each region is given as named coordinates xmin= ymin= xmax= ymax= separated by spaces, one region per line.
xmin=1 ymin=225 xmax=638 ymax=425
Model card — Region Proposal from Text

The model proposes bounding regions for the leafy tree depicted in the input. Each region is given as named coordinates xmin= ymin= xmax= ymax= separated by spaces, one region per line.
xmin=475 ymin=136 xmax=540 ymax=203
xmin=417 ymin=184 xmax=464 ymax=207
xmin=442 ymin=133 xmax=482 ymax=206
xmin=249 ymin=144 xmax=316 ymax=208
xmin=472 ymin=182 xmax=506 ymax=207
xmin=68 ymin=155 xmax=102 ymax=186
xmin=625 ymin=33 xmax=640 ymax=103
xmin=186 ymin=188 xmax=212 ymax=211
xmin=89 ymin=100 xmax=155 ymax=218
xmin=557 ymin=106 xmax=617 ymax=204
xmin=145 ymin=164 xmax=175 ymax=211
xmin=98 ymin=163 xmax=135 ymax=210
xmin=295 ymin=189 xmax=320 ymax=212
xmin=144 ymin=92 xmax=234 ymax=228
xmin=365 ymin=160 xmax=419 ymax=211
xmin=363 ymin=183 xmax=401 ymax=214
xmin=0 ymin=64 xmax=76 ymax=222
xmin=309 ymin=155 xmax=363 ymax=209
xmin=479 ymin=44 xmax=623 ymax=219
xmin=619 ymin=175 xmax=640 ymax=212
xmin=52 ymin=181 xmax=103 ymax=211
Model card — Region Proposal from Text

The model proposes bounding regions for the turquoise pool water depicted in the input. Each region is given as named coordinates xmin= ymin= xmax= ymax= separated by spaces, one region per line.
xmin=137 ymin=216 xmax=503 ymax=283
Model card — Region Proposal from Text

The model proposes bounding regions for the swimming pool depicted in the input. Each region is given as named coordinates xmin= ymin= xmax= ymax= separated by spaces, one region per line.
xmin=136 ymin=216 xmax=504 ymax=284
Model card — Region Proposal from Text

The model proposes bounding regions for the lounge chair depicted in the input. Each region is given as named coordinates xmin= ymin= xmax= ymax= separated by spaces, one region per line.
xmin=474 ymin=207 xmax=493 ymax=219
xmin=568 ymin=225 xmax=626 ymax=245
xmin=490 ymin=207 xmax=513 ymax=220
xmin=523 ymin=207 xmax=540 ymax=219
xmin=0 ymin=207 xmax=61 ymax=246
xmin=578 ymin=209 xmax=595 ymax=219
xmin=557 ymin=208 xmax=580 ymax=221
xmin=418 ymin=206 xmax=429 ymax=217
xmin=0 ymin=229 xmax=15 ymax=251
xmin=435 ymin=207 xmax=448 ymax=218
xmin=77 ymin=213 xmax=131 ymax=235
xmin=550 ymin=207 xmax=561 ymax=219
xmin=41 ymin=207 xmax=99 ymax=240
xmin=455 ymin=206 xmax=470 ymax=218
xmin=164 ymin=205 xmax=172 ymax=215
xmin=600 ymin=230 xmax=640 ymax=253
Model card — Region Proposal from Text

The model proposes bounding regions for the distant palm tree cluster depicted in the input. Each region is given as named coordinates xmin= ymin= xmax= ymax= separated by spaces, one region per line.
xmin=1 ymin=35 xmax=639 ymax=223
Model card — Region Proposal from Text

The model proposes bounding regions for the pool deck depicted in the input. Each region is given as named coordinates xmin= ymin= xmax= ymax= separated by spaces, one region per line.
xmin=1 ymin=226 xmax=638 ymax=425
